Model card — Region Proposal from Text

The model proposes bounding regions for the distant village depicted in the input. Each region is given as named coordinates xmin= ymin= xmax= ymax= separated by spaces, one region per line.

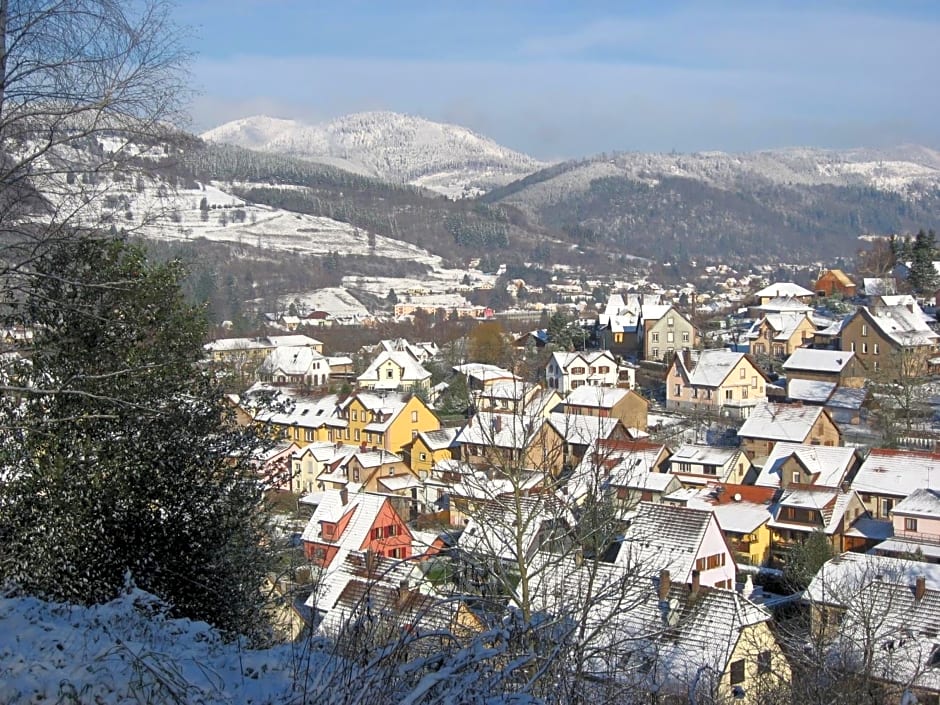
xmin=202 ymin=259 xmax=940 ymax=703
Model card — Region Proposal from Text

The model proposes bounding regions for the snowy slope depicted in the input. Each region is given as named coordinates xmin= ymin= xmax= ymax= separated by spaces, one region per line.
xmin=202 ymin=112 xmax=548 ymax=197
xmin=0 ymin=588 xmax=537 ymax=705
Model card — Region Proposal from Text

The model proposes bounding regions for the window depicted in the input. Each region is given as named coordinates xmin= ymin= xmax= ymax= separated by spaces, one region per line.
xmin=386 ymin=369 xmax=394 ymax=379
xmin=850 ymin=341 xmax=856 ymax=352
xmin=674 ymin=384 xmax=681 ymax=396
xmin=730 ymin=659 xmax=745 ymax=685
xmin=882 ymin=498 xmax=894 ymax=516
xmin=792 ymin=471 xmax=800 ymax=484
xmin=354 ymin=429 xmax=361 ymax=441
xmin=652 ymin=333 xmax=660 ymax=343
xmin=666 ymin=331 xmax=674 ymax=343
xmin=725 ymin=389 xmax=733 ymax=400
xmin=692 ymin=387 xmax=698 ymax=398
xmin=751 ymin=376 xmax=758 ymax=389
xmin=353 ymin=468 xmax=360 ymax=482
xmin=757 ymin=651 xmax=772 ymax=675
xmin=652 ymin=348 xmax=659 ymax=358
xmin=678 ymin=463 xmax=692 ymax=473
xmin=740 ymin=368 xmax=746 ymax=379
xmin=862 ymin=323 xmax=868 ymax=337
xmin=873 ymin=361 xmax=879 ymax=371
xmin=695 ymin=557 xmax=706 ymax=572
xmin=873 ymin=343 xmax=879 ymax=355
xmin=305 ymin=429 xmax=315 ymax=442
xmin=905 ymin=517 xmax=918 ymax=532
xmin=571 ymin=366 xmax=586 ymax=375
xmin=352 ymin=410 xmax=358 ymax=421
xmin=411 ymin=410 xmax=418 ymax=423
xmin=667 ymin=317 xmax=674 ymax=327
xmin=742 ymin=387 xmax=748 ymax=399
xmin=682 ymin=331 xmax=690 ymax=343
xmin=862 ymin=342 xmax=868 ymax=354
xmin=419 ymin=452 xmax=427 ymax=461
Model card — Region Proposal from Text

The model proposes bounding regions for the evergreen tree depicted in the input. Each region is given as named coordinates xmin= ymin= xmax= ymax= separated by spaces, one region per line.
xmin=907 ymin=228 xmax=939 ymax=296
xmin=0 ymin=237 xmax=274 ymax=639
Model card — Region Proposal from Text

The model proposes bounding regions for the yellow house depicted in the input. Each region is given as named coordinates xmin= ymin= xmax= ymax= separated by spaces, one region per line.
xmin=747 ymin=312 xmax=816 ymax=359
xmin=405 ymin=428 xmax=460 ymax=477
xmin=667 ymin=349 xmax=768 ymax=420
xmin=337 ymin=391 xmax=441 ymax=455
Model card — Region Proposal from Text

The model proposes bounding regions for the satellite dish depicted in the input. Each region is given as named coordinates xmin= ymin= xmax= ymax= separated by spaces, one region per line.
xmin=733 ymin=493 xmax=742 ymax=502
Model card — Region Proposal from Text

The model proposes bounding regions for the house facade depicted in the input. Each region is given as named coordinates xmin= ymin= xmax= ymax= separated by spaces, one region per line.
xmin=666 ymin=350 xmax=768 ymax=419
xmin=840 ymin=304 xmax=940 ymax=375
xmin=747 ymin=312 xmax=816 ymax=359
xmin=814 ymin=269 xmax=857 ymax=298
xmin=642 ymin=305 xmax=698 ymax=361
xmin=562 ymin=384 xmax=649 ymax=434
xmin=737 ymin=402 xmax=842 ymax=461
xmin=545 ymin=350 xmax=620 ymax=393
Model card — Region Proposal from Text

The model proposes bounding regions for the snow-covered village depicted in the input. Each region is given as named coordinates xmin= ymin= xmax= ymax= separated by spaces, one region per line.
xmin=3 ymin=2 xmax=940 ymax=704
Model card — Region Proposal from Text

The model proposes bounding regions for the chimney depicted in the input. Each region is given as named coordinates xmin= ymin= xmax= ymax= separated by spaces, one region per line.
xmin=365 ymin=549 xmax=377 ymax=576
xmin=396 ymin=578 xmax=410 ymax=607
xmin=916 ymin=575 xmax=926 ymax=602
xmin=659 ymin=569 xmax=672 ymax=601
xmin=339 ymin=487 xmax=348 ymax=506
xmin=690 ymin=569 xmax=701 ymax=595
xmin=360 ymin=441 xmax=367 ymax=452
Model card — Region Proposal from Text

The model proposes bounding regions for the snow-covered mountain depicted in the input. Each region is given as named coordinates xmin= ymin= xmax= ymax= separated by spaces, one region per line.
xmin=202 ymin=111 xmax=548 ymax=197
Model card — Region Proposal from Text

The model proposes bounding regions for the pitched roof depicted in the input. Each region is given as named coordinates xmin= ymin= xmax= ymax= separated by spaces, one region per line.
xmin=677 ymin=349 xmax=751 ymax=388
xmin=782 ymin=348 xmax=855 ymax=373
xmin=851 ymin=448 xmax=940 ymax=497
xmin=547 ymin=412 xmax=622 ymax=445
xmin=891 ymin=487 xmax=940 ymax=518
xmin=860 ymin=304 xmax=940 ymax=347
xmin=737 ymin=400 xmax=829 ymax=442
xmin=755 ymin=282 xmax=814 ymax=298
xmin=615 ymin=502 xmax=716 ymax=582
xmin=301 ymin=490 xmax=390 ymax=548
xmin=755 ymin=442 xmax=857 ymax=489
xmin=818 ymin=269 xmax=854 ymax=287
xmin=564 ymin=385 xmax=630 ymax=409
xmin=747 ymin=312 xmax=812 ymax=341
xmin=455 ymin=410 xmax=544 ymax=450
xmin=667 ymin=484 xmax=775 ymax=534
xmin=770 ymin=487 xmax=858 ymax=534
xmin=357 ymin=350 xmax=431 ymax=385
xmin=258 ymin=346 xmax=325 ymax=376
xmin=787 ymin=378 xmax=836 ymax=403
xmin=415 ymin=427 xmax=459 ymax=451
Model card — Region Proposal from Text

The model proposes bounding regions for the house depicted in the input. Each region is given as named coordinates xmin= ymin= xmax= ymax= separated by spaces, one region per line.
xmin=665 ymin=484 xmax=777 ymax=567
xmin=851 ymin=448 xmax=940 ymax=520
xmin=455 ymin=410 xmax=559 ymax=473
xmin=545 ymin=350 xmax=620 ymax=393
xmin=530 ymin=559 xmax=791 ymax=702
xmin=356 ymin=349 xmax=432 ymax=392
xmin=616 ymin=501 xmax=737 ymax=589
xmin=666 ymin=349 xmax=768 ymax=420
xmin=546 ymin=412 xmax=632 ymax=471
xmin=872 ymin=488 xmax=940 ymax=563
xmin=257 ymin=346 xmax=331 ymax=388
xmin=474 ymin=381 xmax=560 ymax=416
xmin=452 ymin=362 xmax=518 ymax=392
xmin=340 ymin=449 xmax=421 ymax=499
xmin=301 ymin=489 xmax=413 ymax=568
xmin=667 ymin=444 xmax=753 ymax=486
xmin=840 ymin=303 xmax=940 ymax=375
xmin=254 ymin=394 xmax=344 ymax=447
xmin=641 ymin=305 xmax=699 ymax=361
xmin=737 ymin=401 xmax=842 ymax=462
xmin=337 ymin=391 xmax=440 ymax=455
xmin=597 ymin=293 xmax=642 ymax=356
xmin=753 ymin=442 xmax=859 ymax=490
xmin=814 ymin=269 xmax=857 ymax=298
xmin=781 ymin=348 xmax=864 ymax=389
xmin=768 ymin=486 xmax=869 ymax=564
xmin=205 ymin=334 xmax=324 ymax=367
xmin=290 ymin=440 xmax=359 ymax=495
xmin=405 ymin=428 xmax=460 ymax=478
xmin=567 ymin=439 xmax=674 ymax=512
xmin=746 ymin=311 xmax=816 ymax=359
xmin=562 ymin=384 xmax=649 ymax=435
xmin=754 ymin=282 xmax=814 ymax=305
xmin=805 ymin=553 xmax=940 ymax=704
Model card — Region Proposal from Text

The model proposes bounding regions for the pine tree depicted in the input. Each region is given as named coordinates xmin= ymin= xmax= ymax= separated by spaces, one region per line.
xmin=907 ymin=228 xmax=939 ymax=296
xmin=0 ymin=236 xmax=275 ymax=639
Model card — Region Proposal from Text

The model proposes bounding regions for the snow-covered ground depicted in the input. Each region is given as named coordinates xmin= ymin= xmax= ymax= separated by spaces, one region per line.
xmin=0 ymin=588 xmax=536 ymax=705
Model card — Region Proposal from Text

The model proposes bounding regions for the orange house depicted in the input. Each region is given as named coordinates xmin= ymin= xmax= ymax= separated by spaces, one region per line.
xmin=301 ymin=489 xmax=413 ymax=568
xmin=814 ymin=269 xmax=856 ymax=298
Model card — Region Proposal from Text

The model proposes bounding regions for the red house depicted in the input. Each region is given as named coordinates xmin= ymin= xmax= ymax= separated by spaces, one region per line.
xmin=301 ymin=488 xmax=413 ymax=568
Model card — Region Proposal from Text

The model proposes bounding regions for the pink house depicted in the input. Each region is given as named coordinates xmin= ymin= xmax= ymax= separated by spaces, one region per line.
xmin=615 ymin=501 xmax=737 ymax=589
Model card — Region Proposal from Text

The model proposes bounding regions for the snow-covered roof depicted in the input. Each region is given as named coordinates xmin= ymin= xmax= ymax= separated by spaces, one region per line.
xmin=666 ymin=484 xmax=775 ymax=534
xmin=770 ymin=487 xmax=857 ymax=535
xmin=678 ymin=349 xmax=750 ymax=388
xmin=301 ymin=490 xmax=389 ymax=549
xmin=258 ymin=346 xmax=326 ymax=377
xmin=357 ymin=350 xmax=431 ymax=385
xmin=547 ymin=412 xmax=621 ymax=445
xmin=747 ymin=312 xmax=812 ymax=341
xmin=787 ymin=378 xmax=836 ymax=403
xmin=755 ymin=282 xmax=814 ymax=298
xmin=640 ymin=303 xmax=672 ymax=322
xmin=783 ymin=348 xmax=855 ymax=374
xmin=851 ymin=448 xmax=940 ymax=498
xmin=669 ymin=444 xmax=739 ymax=467
xmin=806 ymin=552 xmax=940 ymax=606
xmin=456 ymin=410 xmax=543 ymax=450
xmin=415 ymin=427 xmax=459 ymax=451
xmin=755 ymin=442 xmax=857 ymax=489
xmin=754 ymin=296 xmax=814 ymax=313
xmin=564 ymin=385 xmax=629 ymax=409
xmin=615 ymin=502 xmax=716 ymax=582
xmin=452 ymin=362 xmax=518 ymax=385
xmin=737 ymin=400 xmax=828 ymax=442
xmin=457 ymin=495 xmax=571 ymax=562
xmin=892 ymin=488 xmax=940 ymax=518
xmin=863 ymin=304 xmax=940 ymax=348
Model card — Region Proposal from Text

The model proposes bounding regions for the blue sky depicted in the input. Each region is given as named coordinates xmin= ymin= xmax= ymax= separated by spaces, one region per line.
xmin=179 ymin=1 xmax=940 ymax=159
